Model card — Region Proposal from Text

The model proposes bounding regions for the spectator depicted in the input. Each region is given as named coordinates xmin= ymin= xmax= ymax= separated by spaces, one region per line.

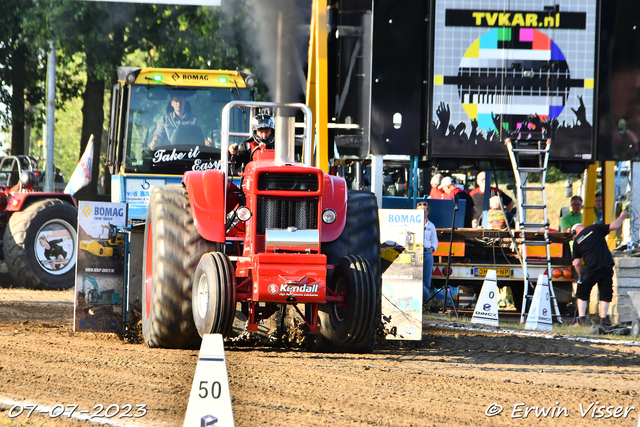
xmin=439 ymin=176 xmax=476 ymax=228
xmin=487 ymin=195 xmax=508 ymax=229
xmin=469 ymin=171 xmax=514 ymax=223
xmin=417 ymin=201 xmax=438 ymax=304
xmin=429 ymin=173 xmax=445 ymax=199
xmin=561 ymin=195 xmax=583 ymax=232
xmin=593 ymin=192 xmax=604 ymax=224
xmin=571 ymin=210 xmax=627 ymax=328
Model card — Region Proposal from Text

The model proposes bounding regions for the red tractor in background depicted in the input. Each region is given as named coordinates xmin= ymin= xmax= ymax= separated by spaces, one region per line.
xmin=142 ymin=101 xmax=381 ymax=352
xmin=0 ymin=155 xmax=78 ymax=289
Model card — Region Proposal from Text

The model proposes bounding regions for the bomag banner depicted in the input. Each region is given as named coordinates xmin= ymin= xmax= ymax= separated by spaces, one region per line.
xmin=430 ymin=0 xmax=597 ymax=162
xmin=379 ymin=209 xmax=424 ymax=340
xmin=74 ymin=202 xmax=127 ymax=333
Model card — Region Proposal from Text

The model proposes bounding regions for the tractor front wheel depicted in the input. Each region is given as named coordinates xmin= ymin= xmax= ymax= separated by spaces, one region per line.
xmin=192 ymin=252 xmax=236 ymax=337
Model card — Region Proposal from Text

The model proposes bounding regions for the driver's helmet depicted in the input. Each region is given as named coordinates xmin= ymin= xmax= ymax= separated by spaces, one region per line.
xmin=252 ymin=113 xmax=275 ymax=144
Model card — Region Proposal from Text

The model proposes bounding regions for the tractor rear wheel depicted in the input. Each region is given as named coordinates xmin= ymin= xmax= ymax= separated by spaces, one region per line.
xmin=312 ymin=255 xmax=377 ymax=352
xmin=315 ymin=190 xmax=380 ymax=352
xmin=142 ymin=184 xmax=216 ymax=349
xmin=3 ymin=199 xmax=77 ymax=290
xmin=322 ymin=190 xmax=381 ymax=288
xmin=192 ymin=252 xmax=236 ymax=337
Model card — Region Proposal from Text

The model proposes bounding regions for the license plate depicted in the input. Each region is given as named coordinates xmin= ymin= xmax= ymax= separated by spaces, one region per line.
xmin=475 ymin=268 xmax=511 ymax=277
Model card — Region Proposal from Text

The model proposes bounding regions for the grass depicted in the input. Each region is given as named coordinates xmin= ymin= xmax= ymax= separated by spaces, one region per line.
xmin=499 ymin=180 xmax=572 ymax=231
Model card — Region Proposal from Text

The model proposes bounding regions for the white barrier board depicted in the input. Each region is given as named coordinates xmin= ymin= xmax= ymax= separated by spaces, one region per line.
xmin=471 ymin=269 xmax=499 ymax=327
xmin=525 ymin=275 xmax=553 ymax=332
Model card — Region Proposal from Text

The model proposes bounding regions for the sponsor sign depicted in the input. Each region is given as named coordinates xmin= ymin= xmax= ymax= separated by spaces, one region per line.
xmin=379 ymin=209 xmax=424 ymax=341
xmin=74 ymin=202 xmax=127 ymax=333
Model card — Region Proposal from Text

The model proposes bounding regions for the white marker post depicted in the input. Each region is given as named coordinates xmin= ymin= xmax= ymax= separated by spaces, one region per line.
xmin=183 ymin=334 xmax=235 ymax=427
xmin=471 ymin=269 xmax=499 ymax=327
xmin=524 ymin=274 xmax=553 ymax=332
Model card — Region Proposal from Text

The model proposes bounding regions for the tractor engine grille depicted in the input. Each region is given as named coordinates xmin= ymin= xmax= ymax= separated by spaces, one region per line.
xmin=256 ymin=196 xmax=318 ymax=235
xmin=258 ymin=172 xmax=319 ymax=192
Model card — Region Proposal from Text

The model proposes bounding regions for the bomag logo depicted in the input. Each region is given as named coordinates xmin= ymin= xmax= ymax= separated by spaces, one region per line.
xmin=94 ymin=206 xmax=125 ymax=217
xmin=82 ymin=204 xmax=92 ymax=218
xmin=171 ymin=72 xmax=179 ymax=82
xmin=182 ymin=74 xmax=209 ymax=81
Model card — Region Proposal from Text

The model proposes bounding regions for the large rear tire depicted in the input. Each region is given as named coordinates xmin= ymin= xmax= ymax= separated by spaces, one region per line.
xmin=142 ymin=184 xmax=216 ymax=349
xmin=3 ymin=199 xmax=77 ymax=290
xmin=313 ymin=255 xmax=377 ymax=352
xmin=322 ymin=190 xmax=381 ymax=288
xmin=192 ymin=252 xmax=236 ymax=337
xmin=316 ymin=190 xmax=380 ymax=352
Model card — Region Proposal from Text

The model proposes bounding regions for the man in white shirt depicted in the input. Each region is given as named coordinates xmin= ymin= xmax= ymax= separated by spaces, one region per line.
xmin=418 ymin=201 xmax=438 ymax=303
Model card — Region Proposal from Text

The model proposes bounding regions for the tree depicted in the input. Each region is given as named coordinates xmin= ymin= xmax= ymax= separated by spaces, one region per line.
xmin=0 ymin=0 xmax=49 ymax=155
xmin=52 ymin=1 xmax=263 ymax=200
xmin=53 ymin=1 xmax=143 ymax=200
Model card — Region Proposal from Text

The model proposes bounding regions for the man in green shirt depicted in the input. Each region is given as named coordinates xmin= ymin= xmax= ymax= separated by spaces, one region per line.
xmin=561 ymin=195 xmax=583 ymax=232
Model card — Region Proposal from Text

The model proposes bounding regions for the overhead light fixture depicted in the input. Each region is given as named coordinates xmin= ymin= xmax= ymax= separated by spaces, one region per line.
xmin=237 ymin=70 xmax=256 ymax=88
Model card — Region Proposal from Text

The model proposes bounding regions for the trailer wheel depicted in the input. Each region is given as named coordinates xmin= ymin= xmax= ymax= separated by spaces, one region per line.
xmin=192 ymin=252 xmax=236 ymax=337
xmin=314 ymin=255 xmax=377 ymax=352
xmin=631 ymin=319 xmax=640 ymax=339
xmin=142 ymin=184 xmax=216 ymax=349
xmin=3 ymin=198 xmax=77 ymax=290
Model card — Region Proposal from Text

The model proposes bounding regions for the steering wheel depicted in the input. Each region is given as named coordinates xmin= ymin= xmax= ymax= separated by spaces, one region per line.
xmin=250 ymin=142 xmax=266 ymax=161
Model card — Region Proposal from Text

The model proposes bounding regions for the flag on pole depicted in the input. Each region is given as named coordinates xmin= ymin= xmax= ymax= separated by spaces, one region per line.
xmin=64 ymin=135 xmax=94 ymax=196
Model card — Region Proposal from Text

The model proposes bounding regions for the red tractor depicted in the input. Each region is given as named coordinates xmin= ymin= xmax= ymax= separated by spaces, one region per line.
xmin=142 ymin=101 xmax=380 ymax=352
xmin=0 ymin=155 xmax=77 ymax=289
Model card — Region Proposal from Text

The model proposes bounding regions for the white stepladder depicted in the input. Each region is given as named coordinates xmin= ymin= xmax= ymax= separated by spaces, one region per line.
xmin=505 ymin=138 xmax=563 ymax=325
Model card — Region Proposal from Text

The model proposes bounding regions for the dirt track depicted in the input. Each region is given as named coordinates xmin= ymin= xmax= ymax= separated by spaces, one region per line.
xmin=1 ymin=288 xmax=640 ymax=427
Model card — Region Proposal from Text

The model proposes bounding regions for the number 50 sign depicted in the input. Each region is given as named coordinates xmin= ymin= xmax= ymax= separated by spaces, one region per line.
xmin=183 ymin=335 xmax=235 ymax=427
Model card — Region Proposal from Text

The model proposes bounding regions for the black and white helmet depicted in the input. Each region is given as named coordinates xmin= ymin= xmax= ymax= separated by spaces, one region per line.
xmin=252 ymin=113 xmax=275 ymax=144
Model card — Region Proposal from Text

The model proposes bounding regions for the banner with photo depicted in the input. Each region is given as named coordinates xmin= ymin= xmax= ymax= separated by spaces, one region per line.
xmin=379 ymin=209 xmax=424 ymax=340
xmin=430 ymin=0 xmax=597 ymax=162
xmin=74 ymin=202 xmax=127 ymax=333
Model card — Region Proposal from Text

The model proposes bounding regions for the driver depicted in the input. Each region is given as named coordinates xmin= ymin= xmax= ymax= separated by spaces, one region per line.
xmin=229 ymin=113 xmax=275 ymax=170
xmin=150 ymin=94 xmax=210 ymax=149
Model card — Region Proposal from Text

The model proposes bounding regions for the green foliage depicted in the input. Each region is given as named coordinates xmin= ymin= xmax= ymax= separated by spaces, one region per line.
xmin=5 ymin=0 xmax=270 ymax=192
xmin=29 ymin=100 xmax=82 ymax=182
xmin=0 ymin=0 xmax=51 ymax=133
